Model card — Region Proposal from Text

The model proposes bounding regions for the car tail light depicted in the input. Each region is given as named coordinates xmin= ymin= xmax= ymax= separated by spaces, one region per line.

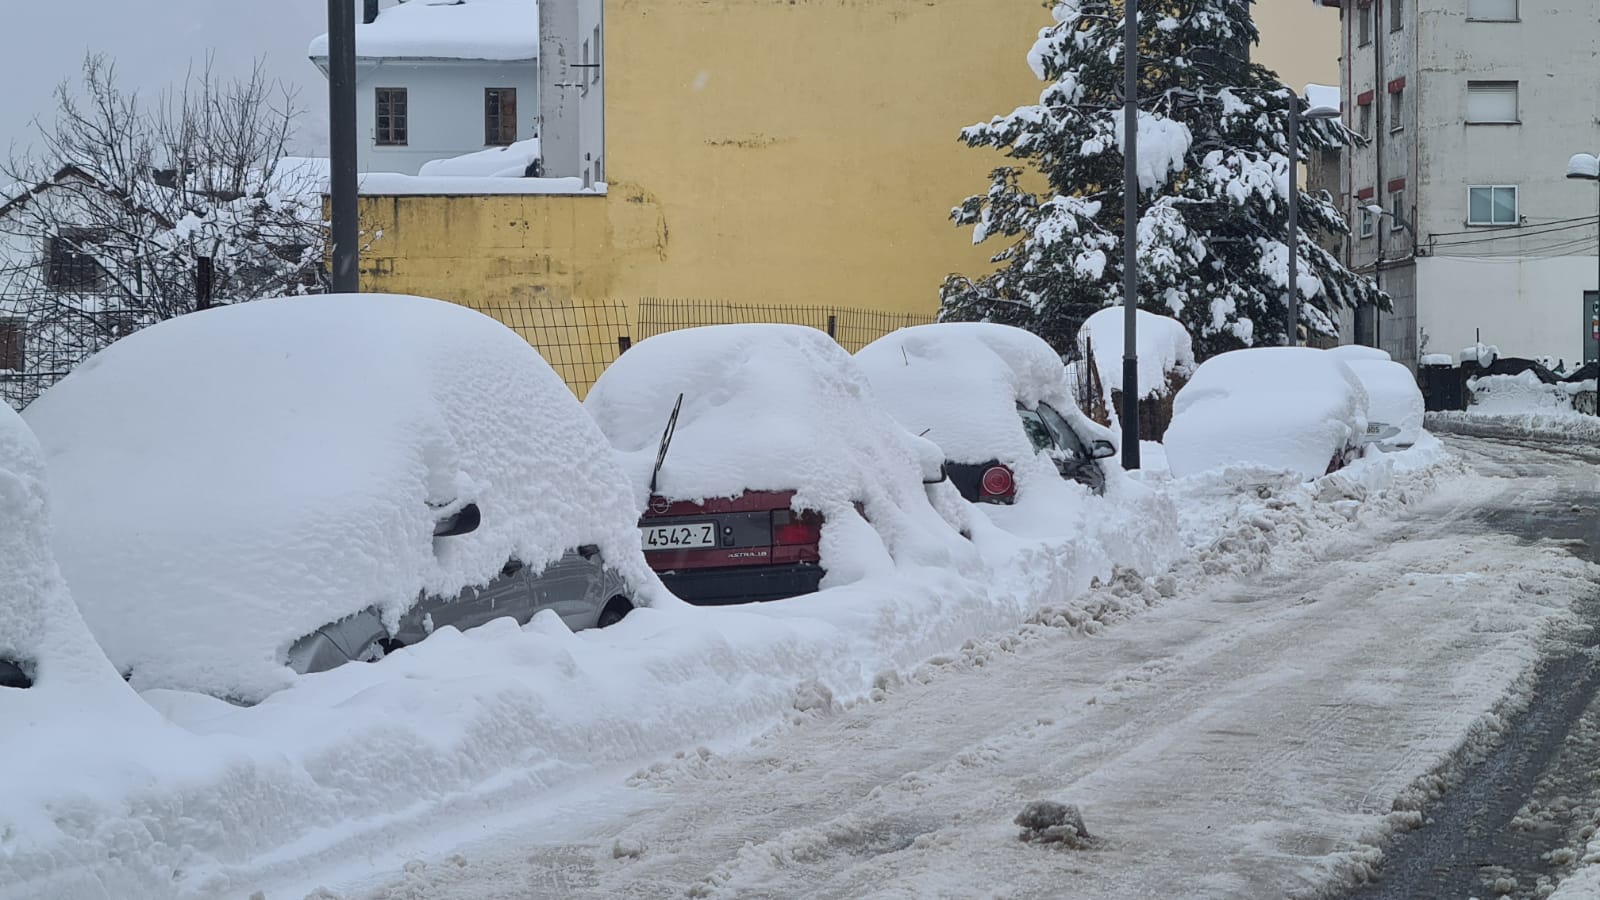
xmin=772 ymin=509 xmax=823 ymax=546
xmin=980 ymin=465 xmax=1015 ymax=500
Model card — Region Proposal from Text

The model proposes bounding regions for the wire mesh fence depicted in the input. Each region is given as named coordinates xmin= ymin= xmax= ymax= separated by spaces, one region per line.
xmin=470 ymin=300 xmax=633 ymax=399
xmin=636 ymin=299 xmax=934 ymax=354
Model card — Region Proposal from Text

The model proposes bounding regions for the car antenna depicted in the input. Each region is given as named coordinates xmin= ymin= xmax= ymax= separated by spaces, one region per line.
xmin=649 ymin=392 xmax=684 ymax=496
xmin=902 ymin=346 xmax=910 ymax=366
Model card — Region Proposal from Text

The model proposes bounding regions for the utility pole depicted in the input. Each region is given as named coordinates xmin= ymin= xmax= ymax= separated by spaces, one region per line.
xmin=328 ymin=0 xmax=360 ymax=294
xmin=1285 ymin=98 xmax=1299 ymax=346
xmin=1121 ymin=0 xmax=1141 ymax=470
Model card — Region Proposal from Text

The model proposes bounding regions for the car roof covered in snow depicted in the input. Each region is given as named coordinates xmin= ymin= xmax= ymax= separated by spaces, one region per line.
xmin=1165 ymin=346 xmax=1369 ymax=480
xmin=23 ymin=293 xmax=651 ymax=700
xmin=856 ymin=322 xmax=1111 ymax=469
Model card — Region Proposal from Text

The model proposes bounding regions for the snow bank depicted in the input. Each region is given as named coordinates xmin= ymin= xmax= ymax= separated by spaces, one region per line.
xmin=419 ymin=138 xmax=542 ymax=178
xmin=1345 ymin=358 xmax=1425 ymax=447
xmin=1077 ymin=306 xmax=1195 ymax=401
xmin=24 ymin=294 xmax=655 ymax=700
xmin=1420 ymin=353 xmax=1454 ymax=367
xmin=1165 ymin=347 xmax=1369 ymax=480
xmin=585 ymin=324 xmax=979 ymax=585
xmin=309 ymin=0 xmax=538 ymax=61
xmin=1468 ymin=370 xmax=1573 ymax=413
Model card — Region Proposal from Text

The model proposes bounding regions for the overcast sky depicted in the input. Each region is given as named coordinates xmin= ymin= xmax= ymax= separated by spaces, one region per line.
xmin=0 ymin=2 xmax=1338 ymax=164
xmin=0 ymin=0 xmax=351 ymax=159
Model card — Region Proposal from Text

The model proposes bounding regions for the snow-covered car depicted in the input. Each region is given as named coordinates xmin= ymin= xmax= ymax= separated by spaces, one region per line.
xmin=1330 ymin=354 xmax=1424 ymax=450
xmin=0 ymin=403 xmax=130 ymax=697
xmin=23 ymin=294 xmax=658 ymax=701
xmin=1165 ymin=347 xmax=1369 ymax=480
xmin=584 ymin=324 xmax=977 ymax=606
xmin=856 ymin=323 xmax=1116 ymax=504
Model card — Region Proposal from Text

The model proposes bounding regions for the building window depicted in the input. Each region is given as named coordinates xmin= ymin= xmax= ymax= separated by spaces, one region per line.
xmin=375 ymin=88 xmax=408 ymax=146
xmin=1391 ymin=190 xmax=1406 ymax=231
xmin=592 ymin=25 xmax=602 ymax=84
xmin=1359 ymin=103 xmax=1372 ymax=138
xmin=1468 ymin=185 xmax=1519 ymax=226
xmin=485 ymin=88 xmax=517 ymax=145
xmin=1390 ymin=0 xmax=1404 ymax=31
xmin=0 ymin=320 xmax=23 ymax=372
xmin=1467 ymin=0 xmax=1517 ymax=20
xmin=1359 ymin=206 xmax=1376 ymax=239
xmin=1388 ymin=89 xmax=1404 ymax=132
xmin=44 ymin=228 xmax=105 ymax=293
xmin=1359 ymin=3 xmax=1372 ymax=45
xmin=1466 ymin=81 xmax=1519 ymax=123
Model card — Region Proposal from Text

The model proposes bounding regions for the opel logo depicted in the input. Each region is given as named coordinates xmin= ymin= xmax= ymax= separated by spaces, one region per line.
xmin=649 ymin=496 xmax=671 ymax=515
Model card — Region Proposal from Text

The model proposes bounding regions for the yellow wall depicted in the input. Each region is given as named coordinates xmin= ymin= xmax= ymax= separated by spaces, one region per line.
xmin=359 ymin=1 xmax=1347 ymax=395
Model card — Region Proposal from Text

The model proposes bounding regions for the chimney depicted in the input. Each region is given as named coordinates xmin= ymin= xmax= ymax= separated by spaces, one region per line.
xmin=363 ymin=0 xmax=380 ymax=24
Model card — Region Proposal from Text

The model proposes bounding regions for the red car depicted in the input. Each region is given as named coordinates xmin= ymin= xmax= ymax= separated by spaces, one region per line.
xmin=638 ymin=490 xmax=825 ymax=605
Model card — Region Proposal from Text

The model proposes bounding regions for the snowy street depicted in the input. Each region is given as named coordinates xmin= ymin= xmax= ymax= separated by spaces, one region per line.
xmin=307 ymin=435 xmax=1599 ymax=900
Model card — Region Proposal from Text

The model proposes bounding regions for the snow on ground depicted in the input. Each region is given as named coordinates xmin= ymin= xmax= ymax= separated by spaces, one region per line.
xmin=22 ymin=294 xmax=657 ymax=702
xmin=2 ymin=323 xmax=1472 ymax=900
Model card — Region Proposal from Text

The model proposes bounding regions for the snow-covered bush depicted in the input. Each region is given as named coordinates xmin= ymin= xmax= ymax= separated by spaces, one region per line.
xmin=584 ymin=324 xmax=980 ymax=586
xmin=1075 ymin=307 xmax=1195 ymax=438
xmin=23 ymin=293 xmax=657 ymax=700
xmin=1166 ymin=347 xmax=1369 ymax=480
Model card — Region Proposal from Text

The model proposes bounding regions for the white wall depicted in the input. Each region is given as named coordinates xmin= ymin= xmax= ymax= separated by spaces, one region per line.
xmin=537 ymin=0 xmax=605 ymax=182
xmin=1416 ymin=256 xmax=1595 ymax=365
xmin=355 ymin=59 xmax=540 ymax=175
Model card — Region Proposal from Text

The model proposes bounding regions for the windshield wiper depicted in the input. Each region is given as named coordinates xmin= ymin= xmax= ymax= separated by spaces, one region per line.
xmin=649 ymin=392 xmax=684 ymax=495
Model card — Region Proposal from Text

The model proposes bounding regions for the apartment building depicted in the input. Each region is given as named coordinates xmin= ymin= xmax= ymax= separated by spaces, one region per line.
xmin=1330 ymin=0 xmax=1600 ymax=368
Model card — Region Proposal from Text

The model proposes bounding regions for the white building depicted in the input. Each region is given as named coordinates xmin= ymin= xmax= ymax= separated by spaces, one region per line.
xmin=1328 ymin=0 xmax=1600 ymax=369
xmin=309 ymin=0 xmax=603 ymax=182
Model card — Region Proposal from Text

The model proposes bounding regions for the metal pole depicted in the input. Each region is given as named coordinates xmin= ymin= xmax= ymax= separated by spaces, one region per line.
xmin=328 ymin=0 xmax=360 ymax=294
xmin=1593 ymin=182 xmax=1599 ymax=362
xmin=1120 ymin=0 xmax=1141 ymax=470
xmin=195 ymin=256 xmax=213 ymax=311
xmin=1285 ymin=98 xmax=1299 ymax=347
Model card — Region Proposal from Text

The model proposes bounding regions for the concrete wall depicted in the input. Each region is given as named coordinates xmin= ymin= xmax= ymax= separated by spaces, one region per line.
xmin=356 ymin=60 xmax=541 ymax=175
xmin=361 ymin=0 xmax=1045 ymax=315
xmin=539 ymin=0 xmax=605 ymax=181
xmin=1417 ymin=256 xmax=1595 ymax=366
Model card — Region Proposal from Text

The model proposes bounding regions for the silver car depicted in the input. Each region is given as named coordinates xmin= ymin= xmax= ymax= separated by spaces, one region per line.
xmin=286 ymin=503 xmax=634 ymax=674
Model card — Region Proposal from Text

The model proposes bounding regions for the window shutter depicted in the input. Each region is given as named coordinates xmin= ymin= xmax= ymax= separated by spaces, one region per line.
xmin=1466 ymin=82 xmax=1517 ymax=123
xmin=503 ymin=89 xmax=516 ymax=141
xmin=1467 ymin=0 xmax=1516 ymax=20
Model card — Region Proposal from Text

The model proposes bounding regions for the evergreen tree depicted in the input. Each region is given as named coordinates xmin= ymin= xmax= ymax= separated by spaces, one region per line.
xmin=940 ymin=0 xmax=1388 ymax=359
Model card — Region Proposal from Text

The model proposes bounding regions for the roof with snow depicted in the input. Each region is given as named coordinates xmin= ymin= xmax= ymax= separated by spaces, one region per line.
xmin=308 ymin=0 xmax=539 ymax=62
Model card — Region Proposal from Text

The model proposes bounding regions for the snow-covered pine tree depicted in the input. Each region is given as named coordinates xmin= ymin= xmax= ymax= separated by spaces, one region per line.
xmin=940 ymin=0 xmax=1388 ymax=359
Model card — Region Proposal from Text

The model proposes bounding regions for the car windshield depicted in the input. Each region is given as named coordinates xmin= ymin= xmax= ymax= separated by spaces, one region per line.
xmin=1016 ymin=406 xmax=1057 ymax=453
xmin=1035 ymin=403 xmax=1087 ymax=456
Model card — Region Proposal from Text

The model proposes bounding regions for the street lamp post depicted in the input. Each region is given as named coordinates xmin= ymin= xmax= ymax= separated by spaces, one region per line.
xmin=1285 ymin=88 xmax=1342 ymax=346
xmin=1120 ymin=0 xmax=1141 ymax=470
xmin=1567 ymin=153 xmax=1600 ymax=364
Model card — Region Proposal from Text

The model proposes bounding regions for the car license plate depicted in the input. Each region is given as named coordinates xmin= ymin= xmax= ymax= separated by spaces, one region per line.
xmin=641 ymin=522 xmax=717 ymax=550
xmin=1366 ymin=422 xmax=1385 ymax=435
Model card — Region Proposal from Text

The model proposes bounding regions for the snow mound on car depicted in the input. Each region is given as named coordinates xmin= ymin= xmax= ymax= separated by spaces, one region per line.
xmin=0 ymin=404 xmax=137 ymax=698
xmin=584 ymin=324 xmax=979 ymax=583
xmin=856 ymin=322 xmax=1119 ymax=514
xmin=24 ymin=293 xmax=653 ymax=700
xmin=1325 ymin=345 xmax=1392 ymax=363
xmin=1344 ymin=359 xmax=1424 ymax=447
xmin=1166 ymin=347 xmax=1369 ymax=480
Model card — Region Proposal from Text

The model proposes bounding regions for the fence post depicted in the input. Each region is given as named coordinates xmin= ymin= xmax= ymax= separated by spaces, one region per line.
xmin=195 ymin=256 xmax=214 ymax=311
xmin=826 ymin=314 xmax=837 ymax=340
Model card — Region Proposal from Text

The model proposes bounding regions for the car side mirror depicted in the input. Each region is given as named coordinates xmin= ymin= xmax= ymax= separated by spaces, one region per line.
xmin=1090 ymin=439 xmax=1117 ymax=460
xmin=923 ymin=462 xmax=949 ymax=485
xmin=0 ymin=658 xmax=33 ymax=689
xmin=433 ymin=502 xmax=482 ymax=537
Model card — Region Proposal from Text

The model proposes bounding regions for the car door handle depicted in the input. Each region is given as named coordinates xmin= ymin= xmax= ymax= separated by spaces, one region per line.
xmin=501 ymin=559 xmax=525 ymax=577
